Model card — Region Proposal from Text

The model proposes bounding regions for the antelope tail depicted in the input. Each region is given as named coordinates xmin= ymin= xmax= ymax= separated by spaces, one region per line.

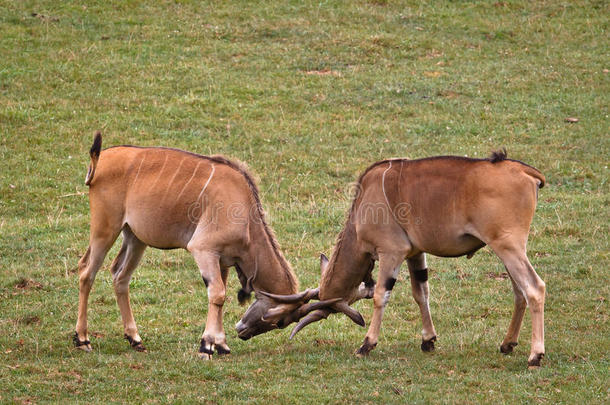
xmin=523 ymin=165 xmax=546 ymax=189
xmin=84 ymin=131 xmax=102 ymax=186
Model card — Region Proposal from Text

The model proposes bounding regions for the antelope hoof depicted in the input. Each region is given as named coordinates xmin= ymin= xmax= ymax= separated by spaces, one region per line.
xmin=124 ymin=334 xmax=147 ymax=352
xmin=77 ymin=344 xmax=92 ymax=352
xmin=198 ymin=338 xmax=231 ymax=359
xmin=527 ymin=353 xmax=544 ymax=369
xmin=73 ymin=332 xmax=92 ymax=352
xmin=215 ymin=344 xmax=231 ymax=356
xmin=199 ymin=340 xmax=214 ymax=359
xmin=355 ymin=337 xmax=376 ymax=358
xmin=421 ymin=336 xmax=437 ymax=352
xmin=198 ymin=352 xmax=212 ymax=360
xmin=500 ymin=342 xmax=518 ymax=354
xmin=132 ymin=343 xmax=147 ymax=352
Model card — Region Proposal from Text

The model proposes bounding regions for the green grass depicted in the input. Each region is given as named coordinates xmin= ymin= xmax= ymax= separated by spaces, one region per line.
xmin=1 ymin=0 xmax=608 ymax=403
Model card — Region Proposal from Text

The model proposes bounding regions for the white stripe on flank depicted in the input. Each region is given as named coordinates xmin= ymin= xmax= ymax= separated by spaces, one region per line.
xmin=151 ymin=154 xmax=169 ymax=188
xmin=382 ymin=160 xmax=392 ymax=210
xmin=176 ymin=161 xmax=202 ymax=201
xmin=196 ymin=164 xmax=215 ymax=202
xmin=133 ymin=156 xmax=146 ymax=185
xmin=161 ymin=157 xmax=186 ymax=203
xmin=168 ymin=158 xmax=186 ymax=186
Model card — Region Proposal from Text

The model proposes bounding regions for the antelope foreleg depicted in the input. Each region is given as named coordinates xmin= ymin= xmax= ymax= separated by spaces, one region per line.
xmin=191 ymin=249 xmax=231 ymax=359
xmin=356 ymin=252 xmax=404 ymax=357
xmin=407 ymin=253 xmax=437 ymax=351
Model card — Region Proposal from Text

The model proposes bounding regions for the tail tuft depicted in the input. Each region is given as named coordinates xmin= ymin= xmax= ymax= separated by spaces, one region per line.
xmin=489 ymin=148 xmax=507 ymax=163
xmin=85 ymin=131 xmax=102 ymax=186
xmin=524 ymin=166 xmax=545 ymax=189
xmin=90 ymin=131 xmax=102 ymax=158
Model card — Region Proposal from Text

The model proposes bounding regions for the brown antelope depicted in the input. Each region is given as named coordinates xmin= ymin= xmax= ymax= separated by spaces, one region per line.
xmin=75 ymin=132 xmax=331 ymax=358
xmin=259 ymin=152 xmax=547 ymax=367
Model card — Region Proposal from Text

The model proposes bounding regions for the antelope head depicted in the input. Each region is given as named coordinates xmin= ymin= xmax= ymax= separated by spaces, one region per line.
xmin=235 ymin=288 xmax=341 ymax=340
xmin=237 ymin=254 xmax=369 ymax=340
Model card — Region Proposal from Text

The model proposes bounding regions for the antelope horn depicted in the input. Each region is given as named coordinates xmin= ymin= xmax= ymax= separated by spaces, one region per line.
xmin=259 ymin=288 xmax=319 ymax=303
xmin=289 ymin=309 xmax=332 ymax=339
xmin=263 ymin=297 xmax=340 ymax=322
xmin=332 ymin=301 xmax=365 ymax=327
xmin=295 ymin=297 xmax=341 ymax=318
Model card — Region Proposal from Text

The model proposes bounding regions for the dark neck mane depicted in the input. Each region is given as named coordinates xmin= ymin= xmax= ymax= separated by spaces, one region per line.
xmin=324 ymin=173 xmax=374 ymax=283
xmin=211 ymin=154 xmax=298 ymax=293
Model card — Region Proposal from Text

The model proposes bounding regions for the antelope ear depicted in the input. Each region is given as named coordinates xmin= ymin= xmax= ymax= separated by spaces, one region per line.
xmin=320 ymin=253 xmax=329 ymax=273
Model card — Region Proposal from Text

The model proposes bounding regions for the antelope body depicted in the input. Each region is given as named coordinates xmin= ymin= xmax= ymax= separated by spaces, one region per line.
xmin=75 ymin=133 xmax=303 ymax=357
xmin=266 ymin=152 xmax=547 ymax=367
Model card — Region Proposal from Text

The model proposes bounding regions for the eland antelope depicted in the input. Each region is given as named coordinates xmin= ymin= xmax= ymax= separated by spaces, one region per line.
xmin=259 ymin=152 xmax=547 ymax=368
xmin=74 ymin=132 xmax=327 ymax=358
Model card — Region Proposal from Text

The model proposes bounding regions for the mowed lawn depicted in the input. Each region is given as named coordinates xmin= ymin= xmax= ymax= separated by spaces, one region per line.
xmin=1 ymin=0 xmax=608 ymax=403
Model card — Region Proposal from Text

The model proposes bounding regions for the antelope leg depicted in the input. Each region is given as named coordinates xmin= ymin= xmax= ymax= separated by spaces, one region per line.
xmin=110 ymin=227 xmax=147 ymax=352
xmin=356 ymin=252 xmax=405 ymax=357
xmin=491 ymin=241 xmax=545 ymax=368
xmin=75 ymin=228 xmax=119 ymax=352
xmin=190 ymin=249 xmax=231 ymax=359
xmin=500 ymin=274 xmax=527 ymax=354
xmin=407 ymin=253 xmax=437 ymax=352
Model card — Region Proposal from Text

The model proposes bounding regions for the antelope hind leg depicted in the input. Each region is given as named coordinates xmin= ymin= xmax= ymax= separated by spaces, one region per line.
xmin=492 ymin=242 xmax=545 ymax=368
xmin=110 ymin=227 xmax=148 ymax=352
xmin=500 ymin=275 xmax=526 ymax=355
xmin=74 ymin=234 xmax=117 ymax=351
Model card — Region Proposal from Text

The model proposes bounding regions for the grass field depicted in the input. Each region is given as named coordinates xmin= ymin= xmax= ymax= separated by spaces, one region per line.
xmin=1 ymin=0 xmax=608 ymax=403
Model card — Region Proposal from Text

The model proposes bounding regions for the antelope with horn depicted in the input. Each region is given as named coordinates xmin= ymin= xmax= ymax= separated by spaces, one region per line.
xmin=263 ymin=151 xmax=547 ymax=368
xmin=75 ymin=132 xmax=329 ymax=358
